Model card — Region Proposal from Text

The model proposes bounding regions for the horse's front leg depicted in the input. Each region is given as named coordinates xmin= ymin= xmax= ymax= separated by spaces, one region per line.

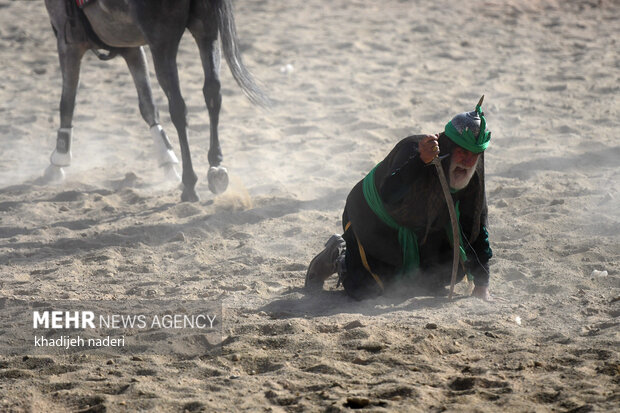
xmin=44 ymin=42 xmax=86 ymax=182
xmin=149 ymin=45 xmax=199 ymax=202
xmin=120 ymin=47 xmax=180 ymax=183
xmin=190 ymin=24 xmax=228 ymax=194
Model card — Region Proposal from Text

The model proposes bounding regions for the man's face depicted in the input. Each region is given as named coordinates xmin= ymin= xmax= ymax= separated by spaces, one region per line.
xmin=449 ymin=146 xmax=480 ymax=190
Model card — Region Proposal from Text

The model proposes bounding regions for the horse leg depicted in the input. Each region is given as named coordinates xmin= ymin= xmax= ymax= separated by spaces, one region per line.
xmin=120 ymin=46 xmax=180 ymax=182
xmin=149 ymin=44 xmax=199 ymax=202
xmin=190 ymin=30 xmax=228 ymax=194
xmin=44 ymin=42 xmax=86 ymax=182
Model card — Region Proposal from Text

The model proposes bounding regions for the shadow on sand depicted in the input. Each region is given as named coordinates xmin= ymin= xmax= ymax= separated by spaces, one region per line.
xmin=257 ymin=286 xmax=472 ymax=318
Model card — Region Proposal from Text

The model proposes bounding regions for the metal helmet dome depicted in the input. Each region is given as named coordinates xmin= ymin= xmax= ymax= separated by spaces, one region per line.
xmin=449 ymin=108 xmax=482 ymax=137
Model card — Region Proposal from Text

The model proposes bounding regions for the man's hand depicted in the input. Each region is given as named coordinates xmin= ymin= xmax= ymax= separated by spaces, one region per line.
xmin=419 ymin=134 xmax=440 ymax=164
xmin=472 ymin=285 xmax=491 ymax=301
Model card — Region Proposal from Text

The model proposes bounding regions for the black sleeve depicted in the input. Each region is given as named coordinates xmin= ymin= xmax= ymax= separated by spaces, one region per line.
xmin=465 ymin=223 xmax=492 ymax=287
xmin=379 ymin=145 xmax=427 ymax=205
xmin=456 ymin=173 xmax=492 ymax=287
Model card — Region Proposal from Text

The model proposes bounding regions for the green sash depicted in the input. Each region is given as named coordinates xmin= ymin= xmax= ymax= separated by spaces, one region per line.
xmin=362 ymin=165 xmax=419 ymax=278
xmin=362 ymin=164 xmax=467 ymax=280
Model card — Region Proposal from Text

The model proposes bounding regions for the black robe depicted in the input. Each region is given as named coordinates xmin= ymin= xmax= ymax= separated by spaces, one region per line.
xmin=340 ymin=133 xmax=492 ymax=300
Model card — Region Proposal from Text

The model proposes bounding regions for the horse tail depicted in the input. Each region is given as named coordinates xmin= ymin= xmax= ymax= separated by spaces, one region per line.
xmin=216 ymin=0 xmax=271 ymax=107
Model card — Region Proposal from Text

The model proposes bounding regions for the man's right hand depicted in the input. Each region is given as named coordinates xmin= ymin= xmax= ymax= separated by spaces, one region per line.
xmin=419 ymin=134 xmax=440 ymax=164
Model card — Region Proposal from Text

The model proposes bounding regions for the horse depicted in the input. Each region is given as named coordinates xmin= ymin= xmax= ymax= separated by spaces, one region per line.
xmin=43 ymin=0 xmax=269 ymax=201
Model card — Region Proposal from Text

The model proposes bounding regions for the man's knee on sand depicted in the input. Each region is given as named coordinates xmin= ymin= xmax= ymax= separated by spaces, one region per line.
xmin=339 ymin=244 xmax=382 ymax=301
xmin=341 ymin=270 xmax=382 ymax=301
xmin=340 ymin=232 xmax=456 ymax=300
xmin=341 ymin=264 xmax=454 ymax=301
xmin=339 ymin=228 xmax=385 ymax=300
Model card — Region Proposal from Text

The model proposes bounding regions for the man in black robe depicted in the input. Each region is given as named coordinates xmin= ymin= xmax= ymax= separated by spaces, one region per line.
xmin=305 ymin=98 xmax=493 ymax=301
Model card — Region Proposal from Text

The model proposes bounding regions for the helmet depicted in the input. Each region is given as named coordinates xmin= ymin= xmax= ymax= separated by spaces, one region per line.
xmin=444 ymin=96 xmax=491 ymax=153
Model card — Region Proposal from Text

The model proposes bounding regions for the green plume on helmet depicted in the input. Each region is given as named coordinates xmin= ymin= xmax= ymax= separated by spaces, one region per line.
xmin=444 ymin=95 xmax=491 ymax=153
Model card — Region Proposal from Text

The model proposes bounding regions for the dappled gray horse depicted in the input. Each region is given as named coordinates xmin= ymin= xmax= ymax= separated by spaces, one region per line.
xmin=44 ymin=0 xmax=268 ymax=201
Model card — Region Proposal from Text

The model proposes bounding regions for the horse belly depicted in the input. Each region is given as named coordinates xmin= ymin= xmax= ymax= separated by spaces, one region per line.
xmin=83 ymin=0 xmax=145 ymax=47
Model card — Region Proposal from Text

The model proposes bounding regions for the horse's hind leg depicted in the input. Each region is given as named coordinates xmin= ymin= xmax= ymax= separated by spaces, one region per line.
xmin=44 ymin=41 xmax=86 ymax=182
xmin=189 ymin=13 xmax=228 ymax=194
xmin=120 ymin=47 xmax=180 ymax=182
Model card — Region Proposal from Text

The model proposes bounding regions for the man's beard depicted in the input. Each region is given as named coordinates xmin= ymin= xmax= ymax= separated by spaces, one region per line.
xmin=449 ymin=158 xmax=478 ymax=190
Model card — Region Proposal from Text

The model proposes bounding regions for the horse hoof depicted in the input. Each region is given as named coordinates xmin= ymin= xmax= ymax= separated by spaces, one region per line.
xmin=42 ymin=164 xmax=65 ymax=183
xmin=207 ymin=166 xmax=229 ymax=194
xmin=181 ymin=187 xmax=200 ymax=203
xmin=162 ymin=163 xmax=181 ymax=183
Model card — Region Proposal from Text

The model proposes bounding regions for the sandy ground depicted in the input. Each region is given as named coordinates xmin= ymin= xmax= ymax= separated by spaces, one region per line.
xmin=0 ymin=0 xmax=619 ymax=411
